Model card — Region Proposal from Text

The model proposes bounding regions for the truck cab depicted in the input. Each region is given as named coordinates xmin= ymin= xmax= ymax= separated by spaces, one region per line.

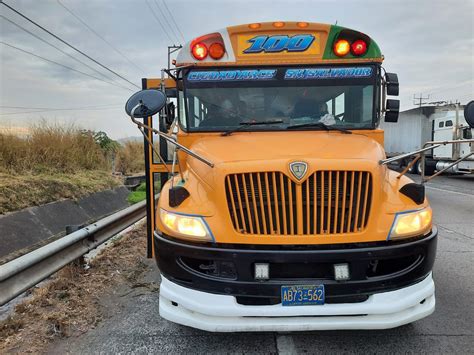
xmin=128 ymin=22 xmax=437 ymax=332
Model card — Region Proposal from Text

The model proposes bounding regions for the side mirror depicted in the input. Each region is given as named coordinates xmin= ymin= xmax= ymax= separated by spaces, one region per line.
xmin=385 ymin=99 xmax=400 ymax=122
xmin=125 ymin=89 xmax=167 ymax=118
xmin=385 ymin=73 xmax=399 ymax=96
xmin=464 ymin=100 xmax=474 ymax=128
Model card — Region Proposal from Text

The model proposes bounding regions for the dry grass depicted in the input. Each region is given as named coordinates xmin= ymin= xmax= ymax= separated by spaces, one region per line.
xmin=0 ymin=223 xmax=148 ymax=353
xmin=115 ymin=141 xmax=144 ymax=175
xmin=0 ymin=123 xmax=137 ymax=214
xmin=0 ymin=170 xmax=121 ymax=214
xmin=0 ymin=123 xmax=108 ymax=174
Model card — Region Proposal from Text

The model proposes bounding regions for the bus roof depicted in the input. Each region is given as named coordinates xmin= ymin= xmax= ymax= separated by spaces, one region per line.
xmin=175 ymin=22 xmax=383 ymax=67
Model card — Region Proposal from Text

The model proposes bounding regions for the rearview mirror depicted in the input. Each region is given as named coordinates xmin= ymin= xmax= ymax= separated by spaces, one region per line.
xmin=464 ymin=100 xmax=474 ymax=128
xmin=384 ymin=99 xmax=400 ymax=122
xmin=385 ymin=73 xmax=399 ymax=96
xmin=125 ymin=89 xmax=167 ymax=118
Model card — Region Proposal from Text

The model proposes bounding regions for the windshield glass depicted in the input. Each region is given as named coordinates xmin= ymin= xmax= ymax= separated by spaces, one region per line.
xmin=181 ymin=66 xmax=378 ymax=132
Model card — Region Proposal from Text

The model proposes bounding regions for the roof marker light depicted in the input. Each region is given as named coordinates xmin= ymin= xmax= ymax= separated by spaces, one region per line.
xmin=333 ymin=39 xmax=350 ymax=57
xmin=209 ymin=42 xmax=225 ymax=60
xmin=273 ymin=21 xmax=285 ymax=28
xmin=351 ymin=39 xmax=368 ymax=56
xmin=248 ymin=23 xmax=261 ymax=29
xmin=297 ymin=22 xmax=309 ymax=28
xmin=192 ymin=43 xmax=208 ymax=60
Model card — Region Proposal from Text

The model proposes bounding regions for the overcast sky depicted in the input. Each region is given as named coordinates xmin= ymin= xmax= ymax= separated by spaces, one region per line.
xmin=1 ymin=0 xmax=473 ymax=139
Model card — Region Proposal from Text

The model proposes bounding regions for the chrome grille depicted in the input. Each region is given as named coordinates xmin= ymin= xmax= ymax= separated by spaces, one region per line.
xmin=225 ymin=171 xmax=372 ymax=236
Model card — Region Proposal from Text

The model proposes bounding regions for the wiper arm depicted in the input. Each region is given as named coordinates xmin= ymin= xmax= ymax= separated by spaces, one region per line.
xmin=221 ymin=119 xmax=283 ymax=136
xmin=286 ymin=122 xmax=352 ymax=134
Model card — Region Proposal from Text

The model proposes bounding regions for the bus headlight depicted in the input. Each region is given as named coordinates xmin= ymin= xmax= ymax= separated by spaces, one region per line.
xmin=389 ymin=207 xmax=432 ymax=240
xmin=160 ymin=209 xmax=213 ymax=242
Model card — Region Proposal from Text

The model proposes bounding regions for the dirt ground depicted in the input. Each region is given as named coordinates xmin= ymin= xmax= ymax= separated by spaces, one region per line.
xmin=0 ymin=222 xmax=151 ymax=353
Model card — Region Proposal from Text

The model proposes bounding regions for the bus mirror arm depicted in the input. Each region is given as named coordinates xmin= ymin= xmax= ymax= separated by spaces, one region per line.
xmin=379 ymin=139 xmax=474 ymax=183
xmin=129 ymin=103 xmax=215 ymax=169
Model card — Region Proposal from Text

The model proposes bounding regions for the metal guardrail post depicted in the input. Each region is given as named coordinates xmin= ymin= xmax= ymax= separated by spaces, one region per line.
xmin=0 ymin=200 xmax=147 ymax=306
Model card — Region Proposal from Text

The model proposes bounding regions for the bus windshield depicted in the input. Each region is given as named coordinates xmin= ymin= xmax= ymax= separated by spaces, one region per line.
xmin=181 ymin=66 xmax=378 ymax=132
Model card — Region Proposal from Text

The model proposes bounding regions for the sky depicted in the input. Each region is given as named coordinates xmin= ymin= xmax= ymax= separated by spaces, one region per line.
xmin=1 ymin=0 xmax=473 ymax=139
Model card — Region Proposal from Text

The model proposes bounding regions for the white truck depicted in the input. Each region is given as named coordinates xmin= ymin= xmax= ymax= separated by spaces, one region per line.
xmin=381 ymin=103 xmax=474 ymax=174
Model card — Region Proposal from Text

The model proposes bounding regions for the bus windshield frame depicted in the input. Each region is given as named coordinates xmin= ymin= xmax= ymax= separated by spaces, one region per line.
xmin=179 ymin=64 xmax=381 ymax=133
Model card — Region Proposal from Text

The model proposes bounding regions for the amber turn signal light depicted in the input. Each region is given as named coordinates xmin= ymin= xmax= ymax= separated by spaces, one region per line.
xmin=192 ymin=43 xmax=208 ymax=60
xmin=333 ymin=39 xmax=350 ymax=57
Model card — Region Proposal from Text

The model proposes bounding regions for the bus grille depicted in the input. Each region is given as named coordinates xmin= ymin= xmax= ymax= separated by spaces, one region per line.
xmin=225 ymin=171 xmax=372 ymax=236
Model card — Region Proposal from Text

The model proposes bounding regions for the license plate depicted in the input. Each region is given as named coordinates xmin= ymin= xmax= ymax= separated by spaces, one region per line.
xmin=281 ymin=285 xmax=325 ymax=306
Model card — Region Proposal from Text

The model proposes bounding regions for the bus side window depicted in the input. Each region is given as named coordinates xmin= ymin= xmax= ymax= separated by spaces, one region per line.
xmin=445 ymin=120 xmax=453 ymax=127
xmin=463 ymin=128 xmax=473 ymax=139
xmin=185 ymin=94 xmax=207 ymax=128
xmin=178 ymin=90 xmax=187 ymax=128
xmin=439 ymin=121 xmax=444 ymax=128
xmin=326 ymin=99 xmax=333 ymax=116
xmin=335 ymin=93 xmax=345 ymax=120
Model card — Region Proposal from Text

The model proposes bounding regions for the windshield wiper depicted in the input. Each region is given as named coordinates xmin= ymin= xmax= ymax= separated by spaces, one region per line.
xmin=286 ymin=122 xmax=352 ymax=134
xmin=221 ymin=119 xmax=283 ymax=136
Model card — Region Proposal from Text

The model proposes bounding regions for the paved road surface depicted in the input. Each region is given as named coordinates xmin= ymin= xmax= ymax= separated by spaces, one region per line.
xmin=52 ymin=174 xmax=474 ymax=354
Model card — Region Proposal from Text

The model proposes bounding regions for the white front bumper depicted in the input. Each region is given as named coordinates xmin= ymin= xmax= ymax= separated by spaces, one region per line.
xmin=159 ymin=274 xmax=435 ymax=332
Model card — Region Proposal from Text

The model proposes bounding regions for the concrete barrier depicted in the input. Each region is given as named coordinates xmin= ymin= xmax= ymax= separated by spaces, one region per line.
xmin=0 ymin=186 xmax=130 ymax=262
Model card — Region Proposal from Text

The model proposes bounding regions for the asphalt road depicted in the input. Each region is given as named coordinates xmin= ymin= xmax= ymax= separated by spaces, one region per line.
xmin=52 ymin=174 xmax=474 ymax=354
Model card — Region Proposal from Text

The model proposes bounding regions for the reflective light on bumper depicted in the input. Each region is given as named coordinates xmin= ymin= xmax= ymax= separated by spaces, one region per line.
xmin=334 ymin=263 xmax=350 ymax=281
xmin=254 ymin=263 xmax=270 ymax=280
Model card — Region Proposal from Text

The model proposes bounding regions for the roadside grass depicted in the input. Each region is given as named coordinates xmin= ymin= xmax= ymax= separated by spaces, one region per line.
xmin=127 ymin=181 xmax=161 ymax=204
xmin=0 ymin=123 xmax=146 ymax=214
xmin=115 ymin=141 xmax=144 ymax=175
xmin=127 ymin=183 xmax=147 ymax=204
xmin=0 ymin=123 xmax=107 ymax=174
xmin=0 ymin=171 xmax=121 ymax=214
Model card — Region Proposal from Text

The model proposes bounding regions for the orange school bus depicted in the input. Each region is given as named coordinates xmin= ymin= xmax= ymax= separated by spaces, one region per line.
xmin=125 ymin=22 xmax=436 ymax=331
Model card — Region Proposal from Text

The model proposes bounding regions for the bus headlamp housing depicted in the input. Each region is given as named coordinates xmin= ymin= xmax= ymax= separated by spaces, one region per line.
xmin=388 ymin=207 xmax=433 ymax=240
xmin=160 ymin=209 xmax=213 ymax=242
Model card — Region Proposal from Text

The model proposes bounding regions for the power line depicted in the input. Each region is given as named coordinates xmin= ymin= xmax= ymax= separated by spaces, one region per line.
xmin=1 ymin=1 xmax=140 ymax=89
xmin=162 ymin=0 xmax=185 ymax=43
xmin=56 ymin=0 xmax=145 ymax=74
xmin=0 ymin=103 xmax=122 ymax=110
xmin=0 ymin=15 xmax=116 ymax=83
xmin=1 ymin=106 xmax=122 ymax=115
xmin=144 ymin=0 xmax=175 ymax=44
xmin=153 ymin=0 xmax=180 ymax=44
xmin=1 ymin=41 xmax=134 ymax=92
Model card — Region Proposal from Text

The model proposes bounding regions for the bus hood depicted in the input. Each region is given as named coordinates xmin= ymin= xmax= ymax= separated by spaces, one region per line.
xmin=189 ymin=131 xmax=384 ymax=164
xmin=186 ymin=131 xmax=386 ymax=187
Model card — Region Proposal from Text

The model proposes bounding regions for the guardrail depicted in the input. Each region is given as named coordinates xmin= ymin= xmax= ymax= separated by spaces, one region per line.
xmin=0 ymin=200 xmax=147 ymax=306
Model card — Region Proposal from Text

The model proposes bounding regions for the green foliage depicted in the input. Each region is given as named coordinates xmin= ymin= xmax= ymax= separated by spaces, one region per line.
xmin=90 ymin=131 xmax=120 ymax=154
xmin=126 ymin=182 xmax=160 ymax=205
xmin=127 ymin=190 xmax=146 ymax=204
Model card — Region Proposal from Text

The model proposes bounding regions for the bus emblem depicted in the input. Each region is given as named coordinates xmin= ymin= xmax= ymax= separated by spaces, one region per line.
xmin=289 ymin=161 xmax=308 ymax=180
xmin=244 ymin=34 xmax=315 ymax=54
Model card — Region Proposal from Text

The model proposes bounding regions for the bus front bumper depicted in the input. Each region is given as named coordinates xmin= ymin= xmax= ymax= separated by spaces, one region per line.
xmin=159 ymin=273 xmax=434 ymax=332
xmin=154 ymin=229 xmax=437 ymax=332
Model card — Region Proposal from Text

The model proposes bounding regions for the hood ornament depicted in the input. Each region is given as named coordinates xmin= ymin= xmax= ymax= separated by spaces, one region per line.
xmin=289 ymin=161 xmax=308 ymax=180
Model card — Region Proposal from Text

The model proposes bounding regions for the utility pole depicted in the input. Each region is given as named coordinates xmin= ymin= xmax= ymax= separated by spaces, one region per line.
xmin=167 ymin=45 xmax=182 ymax=71
xmin=413 ymin=93 xmax=430 ymax=107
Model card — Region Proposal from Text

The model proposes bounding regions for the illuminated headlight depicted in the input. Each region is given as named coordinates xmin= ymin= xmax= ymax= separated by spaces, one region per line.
xmin=160 ymin=209 xmax=213 ymax=242
xmin=388 ymin=207 xmax=432 ymax=240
